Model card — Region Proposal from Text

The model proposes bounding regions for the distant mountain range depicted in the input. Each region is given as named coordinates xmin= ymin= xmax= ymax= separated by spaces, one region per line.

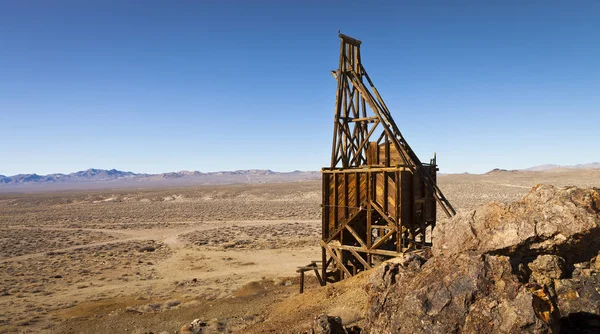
xmin=486 ymin=162 xmax=600 ymax=174
xmin=521 ymin=162 xmax=600 ymax=172
xmin=2 ymin=162 xmax=598 ymax=192
xmin=0 ymin=169 xmax=139 ymax=185
xmin=0 ymin=168 xmax=320 ymax=192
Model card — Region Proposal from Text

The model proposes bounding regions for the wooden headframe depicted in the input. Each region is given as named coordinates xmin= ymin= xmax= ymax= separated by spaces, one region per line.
xmin=320 ymin=34 xmax=456 ymax=283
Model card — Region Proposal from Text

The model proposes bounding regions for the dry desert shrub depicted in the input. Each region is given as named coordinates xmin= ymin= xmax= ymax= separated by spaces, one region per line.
xmin=0 ymin=228 xmax=116 ymax=258
xmin=179 ymin=221 xmax=320 ymax=250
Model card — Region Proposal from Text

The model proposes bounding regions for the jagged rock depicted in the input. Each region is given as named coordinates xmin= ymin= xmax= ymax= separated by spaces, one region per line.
xmin=554 ymin=269 xmax=600 ymax=334
xmin=593 ymin=252 xmax=600 ymax=270
xmin=311 ymin=314 xmax=345 ymax=334
xmin=364 ymin=186 xmax=600 ymax=334
xmin=433 ymin=185 xmax=600 ymax=262
xmin=365 ymin=254 xmax=556 ymax=333
xmin=528 ymin=255 xmax=566 ymax=285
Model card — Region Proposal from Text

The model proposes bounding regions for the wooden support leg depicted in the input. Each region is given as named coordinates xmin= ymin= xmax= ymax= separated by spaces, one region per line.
xmin=299 ymin=270 xmax=305 ymax=294
xmin=313 ymin=267 xmax=324 ymax=286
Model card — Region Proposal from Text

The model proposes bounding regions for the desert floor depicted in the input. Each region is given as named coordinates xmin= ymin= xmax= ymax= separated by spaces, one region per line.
xmin=0 ymin=170 xmax=598 ymax=333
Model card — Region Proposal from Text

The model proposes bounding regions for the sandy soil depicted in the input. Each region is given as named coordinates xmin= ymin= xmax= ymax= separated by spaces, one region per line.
xmin=0 ymin=171 xmax=598 ymax=333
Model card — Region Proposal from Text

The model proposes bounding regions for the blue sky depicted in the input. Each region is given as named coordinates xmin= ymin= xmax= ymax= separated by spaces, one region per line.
xmin=1 ymin=1 xmax=599 ymax=175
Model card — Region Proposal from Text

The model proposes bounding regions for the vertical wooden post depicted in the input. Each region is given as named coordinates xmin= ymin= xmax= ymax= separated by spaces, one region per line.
xmin=344 ymin=173 xmax=348 ymax=221
xmin=333 ymin=173 xmax=338 ymax=232
xmin=322 ymin=173 xmax=328 ymax=284
xmin=367 ymin=169 xmax=372 ymax=267
xmin=396 ymin=169 xmax=402 ymax=253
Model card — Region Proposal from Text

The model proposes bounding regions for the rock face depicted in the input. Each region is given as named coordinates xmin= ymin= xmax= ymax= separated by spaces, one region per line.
xmin=364 ymin=185 xmax=600 ymax=334
xmin=433 ymin=185 xmax=600 ymax=261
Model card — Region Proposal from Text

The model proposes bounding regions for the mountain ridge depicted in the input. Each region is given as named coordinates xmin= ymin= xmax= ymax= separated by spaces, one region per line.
xmin=485 ymin=162 xmax=600 ymax=174
xmin=2 ymin=162 xmax=598 ymax=189
xmin=0 ymin=168 xmax=320 ymax=188
xmin=522 ymin=162 xmax=600 ymax=171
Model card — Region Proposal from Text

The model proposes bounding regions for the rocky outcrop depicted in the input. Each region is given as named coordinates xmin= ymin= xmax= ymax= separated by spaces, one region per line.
xmin=433 ymin=185 xmax=600 ymax=261
xmin=364 ymin=185 xmax=600 ymax=333
xmin=365 ymin=254 xmax=556 ymax=333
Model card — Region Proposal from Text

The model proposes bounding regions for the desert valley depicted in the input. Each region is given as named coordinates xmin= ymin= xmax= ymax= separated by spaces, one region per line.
xmin=0 ymin=168 xmax=598 ymax=333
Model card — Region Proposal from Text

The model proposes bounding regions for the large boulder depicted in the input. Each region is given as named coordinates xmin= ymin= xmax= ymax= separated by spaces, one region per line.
xmin=433 ymin=185 xmax=600 ymax=262
xmin=364 ymin=254 xmax=557 ymax=333
xmin=364 ymin=185 xmax=600 ymax=334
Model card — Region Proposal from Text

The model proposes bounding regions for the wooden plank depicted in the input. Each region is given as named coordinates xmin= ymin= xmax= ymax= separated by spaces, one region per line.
xmin=371 ymin=228 xmax=396 ymax=249
xmin=347 ymin=173 xmax=356 ymax=213
xmin=355 ymin=172 xmax=360 ymax=208
xmin=387 ymin=172 xmax=397 ymax=218
xmin=343 ymin=172 xmax=348 ymax=221
xmin=322 ymin=166 xmax=411 ymax=173
xmin=353 ymin=121 xmax=381 ymax=165
xmin=359 ymin=175 xmax=367 ymax=205
xmin=326 ymin=208 xmax=365 ymax=243
xmin=313 ymin=267 xmax=324 ymax=286
xmin=385 ymin=134 xmax=390 ymax=167
xmin=345 ymin=224 xmax=368 ymax=249
xmin=375 ymin=172 xmax=385 ymax=210
xmin=333 ymin=173 xmax=338 ymax=231
xmin=329 ymin=244 xmax=404 ymax=258
xmin=329 ymin=176 xmax=335 ymax=231
xmin=371 ymin=200 xmax=396 ymax=228
xmin=366 ymin=171 xmax=372 ymax=249
xmin=348 ymin=248 xmax=371 ymax=270
xmin=396 ymin=169 xmax=402 ymax=253
xmin=322 ymin=173 xmax=329 ymax=240
xmin=401 ymin=170 xmax=413 ymax=232
xmin=339 ymin=33 xmax=362 ymax=46
xmin=321 ymin=241 xmax=352 ymax=278
xmin=348 ymin=116 xmax=378 ymax=123
xmin=383 ymin=171 xmax=389 ymax=213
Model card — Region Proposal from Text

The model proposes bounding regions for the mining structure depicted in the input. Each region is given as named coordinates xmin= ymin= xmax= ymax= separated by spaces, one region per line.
xmin=319 ymin=34 xmax=456 ymax=284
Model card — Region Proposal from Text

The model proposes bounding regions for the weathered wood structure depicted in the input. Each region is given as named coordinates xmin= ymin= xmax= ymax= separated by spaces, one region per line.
xmin=320 ymin=34 xmax=456 ymax=283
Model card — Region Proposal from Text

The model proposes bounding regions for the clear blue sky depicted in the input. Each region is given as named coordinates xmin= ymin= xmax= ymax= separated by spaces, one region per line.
xmin=1 ymin=1 xmax=599 ymax=176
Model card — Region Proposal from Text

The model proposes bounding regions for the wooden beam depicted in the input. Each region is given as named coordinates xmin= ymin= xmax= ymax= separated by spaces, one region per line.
xmin=343 ymin=116 xmax=378 ymax=123
xmin=322 ymin=166 xmax=411 ymax=174
xmin=329 ymin=244 xmax=404 ymax=258
xmin=396 ymin=170 xmax=402 ymax=253
xmin=370 ymin=200 xmax=397 ymax=228
xmin=371 ymin=228 xmax=396 ymax=249
xmin=321 ymin=240 xmax=352 ymax=277
xmin=326 ymin=208 xmax=364 ymax=243
xmin=348 ymin=248 xmax=371 ymax=270
xmin=345 ymin=224 xmax=368 ymax=249
xmin=339 ymin=33 xmax=362 ymax=46
xmin=352 ymin=120 xmax=380 ymax=165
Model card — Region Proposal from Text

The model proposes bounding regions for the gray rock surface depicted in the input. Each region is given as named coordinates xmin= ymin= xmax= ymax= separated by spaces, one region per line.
xmin=365 ymin=254 xmax=555 ymax=333
xmin=363 ymin=185 xmax=600 ymax=334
